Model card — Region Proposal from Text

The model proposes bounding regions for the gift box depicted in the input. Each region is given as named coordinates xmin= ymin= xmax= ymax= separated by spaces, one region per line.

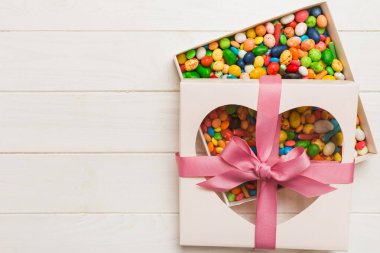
xmin=175 ymin=1 xmax=376 ymax=250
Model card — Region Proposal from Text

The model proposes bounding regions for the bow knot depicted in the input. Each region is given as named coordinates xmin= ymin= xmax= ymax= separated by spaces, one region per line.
xmin=255 ymin=162 xmax=272 ymax=180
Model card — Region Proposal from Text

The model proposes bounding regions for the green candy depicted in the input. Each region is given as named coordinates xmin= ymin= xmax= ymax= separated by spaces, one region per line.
xmin=300 ymin=56 xmax=312 ymax=67
xmin=253 ymin=46 xmax=268 ymax=56
xmin=183 ymin=71 xmax=200 ymax=78
xmin=321 ymin=49 xmax=335 ymax=65
xmin=280 ymin=34 xmax=287 ymax=45
xmin=226 ymin=105 xmax=237 ymax=114
xmin=286 ymin=131 xmax=296 ymax=140
xmin=220 ymin=38 xmax=231 ymax=49
xmin=223 ymin=49 xmax=237 ymax=65
xmin=214 ymin=132 xmax=222 ymax=140
xmin=326 ymin=66 xmax=335 ymax=75
xmin=279 ymin=64 xmax=287 ymax=74
xmin=227 ymin=192 xmax=236 ymax=202
xmin=311 ymin=62 xmax=324 ymax=73
xmin=205 ymin=50 xmax=213 ymax=57
xmin=309 ymin=49 xmax=321 ymax=62
xmin=306 ymin=16 xmax=317 ymax=27
xmin=186 ymin=49 xmax=196 ymax=59
xmin=195 ymin=65 xmax=211 ymax=78
xmin=316 ymin=26 xmax=325 ymax=34
xmin=328 ymin=42 xmax=337 ymax=58
xmin=295 ymin=140 xmax=310 ymax=149
xmin=307 ymin=144 xmax=320 ymax=157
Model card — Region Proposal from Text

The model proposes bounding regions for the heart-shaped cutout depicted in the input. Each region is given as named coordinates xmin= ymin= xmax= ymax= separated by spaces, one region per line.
xmin=198 ymin=104 xmax=344 ymax=224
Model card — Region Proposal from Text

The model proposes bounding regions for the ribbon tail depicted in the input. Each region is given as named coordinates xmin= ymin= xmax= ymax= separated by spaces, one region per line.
xmin=255 ymin=180 xmax=277 ymax=250
xmin=197 ymin=170 xmax=257 ymax=192
xmin=280 ymin=176 xmax=336 ymax=198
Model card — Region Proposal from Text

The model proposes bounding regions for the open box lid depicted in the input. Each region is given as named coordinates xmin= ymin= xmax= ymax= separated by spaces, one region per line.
xmin=174 ymin=0 xmax=377 ymax=162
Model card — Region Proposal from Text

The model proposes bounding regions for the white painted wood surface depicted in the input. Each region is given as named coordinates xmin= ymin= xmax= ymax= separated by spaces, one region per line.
xmin=0 ymin=0 xmax=378 ymax=252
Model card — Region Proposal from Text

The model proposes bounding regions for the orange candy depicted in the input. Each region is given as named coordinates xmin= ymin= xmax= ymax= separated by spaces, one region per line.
xmin=212 ymin=118 xmax=221 ymax=128
xmin=204 ymin=133 xmax=212 ymax=142
xmin=289 ymin=47 xmax=299 ymax=60
xmin=307 ymin=69 xmax=316 ymax=79
xmin=243 ymin=38 xmax=255 ymax=51
xmin=255 ymin=25 xmax=266 ymax=37
xmin=221 ymin=120 xmax=230 ymax=130
xmin=219 ymin=112 xmax=228 ymax=121
xmin=209 ymin=41 xmax=219 ymax=51
xmin=231 ymin=187 xmax=242 ymax=195
xmin=207 ymin=142 xmax=214 ymax=152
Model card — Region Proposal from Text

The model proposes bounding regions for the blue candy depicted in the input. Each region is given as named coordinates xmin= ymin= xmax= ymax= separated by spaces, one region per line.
xmin=207 ymin=127 xmax=215 ymax=137
xmin=227 ymin=74 xmax=238 ymax=79
xmin=243 ymin=52 xmax=255 ymax=64
xmin=251 ymin=146 xmax=257 ymax=155
xmin=236 ymin=59 xmax=246 ymax=69
xmin=307 ymin=28 xmax=321 ymax=43
xmin=300 ymin=35 xmax=309 ymax=42
xmin=230 ymin=46 xmax=239 ymax=55
xmin=309 ymin=6 xmax=322 ymax=17
xmin=249 ymin=190 xmax=257 ymax=196
xmin=270 ymin=57 xmax=280 ymax=63
xmin=283 ymin=146 xmax=293 ymax=155
xmin=270 ymin=45 xmax=288 ymax=58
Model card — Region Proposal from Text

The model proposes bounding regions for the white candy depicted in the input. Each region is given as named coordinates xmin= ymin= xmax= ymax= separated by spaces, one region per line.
xmin=235 ymin=33 xmax=247 ymax=43
xmin=334 ymin=72 xmax=345 ymax=80
xmin=357 ymin=146 xmax=369 ymax=156
xmin=280 ymin=14 xmax=295 ymax=25
xmin=238 ymin=49 xmax=247 ymax=59
xmin=314 ymin=120 xmax=334 ymax=134
xmin=323 ymin=142 xmax=336 ymax=156
xmin=355 ymin=127 xmax=366 ymax=141
xmin=265 ymin=22 xmax=275 ymax=34
xmin=295 ymin=22 xmax=307 ymax=36
xmin=196 ymin=47 xmax=206 ymax=60
xmin=298 ymin=66 xmax=308 ymax=76
xmin=244 ymin=64 xmax=255 ymax=74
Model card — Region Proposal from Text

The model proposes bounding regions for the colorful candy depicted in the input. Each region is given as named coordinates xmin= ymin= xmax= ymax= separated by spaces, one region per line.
xmin=178 ymin=6 xmax=345 ymax=80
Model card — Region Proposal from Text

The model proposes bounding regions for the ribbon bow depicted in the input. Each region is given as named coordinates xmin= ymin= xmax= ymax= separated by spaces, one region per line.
xmin=176 ymin=76 xmax=354 ymax=249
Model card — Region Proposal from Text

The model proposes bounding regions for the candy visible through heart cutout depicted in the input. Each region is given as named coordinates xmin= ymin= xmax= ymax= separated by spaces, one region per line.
xmin=199 ymin=104 xmax=345 ymax=207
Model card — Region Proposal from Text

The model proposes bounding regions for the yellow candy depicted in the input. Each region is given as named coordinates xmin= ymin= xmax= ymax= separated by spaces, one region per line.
xmin=289 ymin=111 xmax=301 ymax=128
xmin=303 ymin=124 xmax=315 ymax=134
xmin=332 ymin=59 xmax=343 ymax=72
xmin=280 ymin=130 xmax=287 ymax=142
xmin=222 ymin=64 xmax=230 ymax=74
xmin=246 ymin=28 xmax=256 ymax=38
xmin=213 ymin=60 xmax=224 ymax=71
xmin=333 ymin=152 xmax=342 ymax=162
xmin=216 ymin=147 xmax=224 ymax=154
xmin=280 ymin=50 xmax=292 ymax=65
xmin=214 ymin=127 xmax=221 ymax=132
xmin=254 ymin=36 xmax=264 ymax=45
xmin=177 ymin=53 xmax=187 ymax=64
xmin=322 ymin=75 xmax=336 ymax=80
xmin=185 ymin=58 xmax=199 ymax=71
xmin=254 ymin=56 xmax=264 ymax=68
xmin=212 ymin=137 xmax=218 ymax=146
xmin=331 ymin=132 xmax=343 ymax=146
xmin=212 ymin=48 xmax=223 ymax=61
xmin=228 ymin=65 xmax=242 ymax=77
xmin=296 ymin=106 xmax=310 ymax=113
xmin=249 ymin=67 xmax=266 ymax=79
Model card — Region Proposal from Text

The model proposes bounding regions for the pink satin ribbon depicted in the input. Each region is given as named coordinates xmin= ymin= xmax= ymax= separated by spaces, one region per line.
xmin=176 ymin=76 xmax=354 ymax=249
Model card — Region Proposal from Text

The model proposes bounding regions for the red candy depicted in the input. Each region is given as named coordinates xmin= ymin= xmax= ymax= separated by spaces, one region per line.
xmin=286 ymin=64 xmax=299 ymax=73
xmin=287 ymin=20 xmax=297 ymax=28
xmin=201 ymin=56 xmax=213 ymax=67
xmin=274 ymin=23 xmax=282 ymax=46
xmin=235 ymin=193 xmax=244 ymax=201
xmin=355 ymin=141 xmax=366 ymax=150
xmin=267 ymin=62 xmax=280 ymax=75
xmin=180 ymin=64 xmax=186 ymax=72
xmin=295 ymin=9 xmax=309 ymax=22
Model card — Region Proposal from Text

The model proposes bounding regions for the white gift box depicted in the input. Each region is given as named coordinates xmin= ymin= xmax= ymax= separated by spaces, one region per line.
xmin=175 ymin=1 xmax=375 ymax=250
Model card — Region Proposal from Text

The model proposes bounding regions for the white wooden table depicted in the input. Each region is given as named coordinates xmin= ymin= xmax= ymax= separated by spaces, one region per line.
xmin=0 ymin=0 xmax=378 ymax=252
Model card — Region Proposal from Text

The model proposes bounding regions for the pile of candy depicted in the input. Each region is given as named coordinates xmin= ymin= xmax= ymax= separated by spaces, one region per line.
xmin=355 ymin=116 xmax=369 ymax=156
xmin=177 ymin=6 xmax=345 ymax=80
xmin=200 ymin=105 xmax=366 ymax=203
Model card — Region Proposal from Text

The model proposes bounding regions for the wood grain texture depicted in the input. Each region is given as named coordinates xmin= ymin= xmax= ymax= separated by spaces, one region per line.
xmin=0 ymin=32 xmax=378 ymax=91
xmin=0 ymin=213 xmax=375 ymax=253
xmin=0 ymin=0 xmax=378 ymax=31
xmin=0 ymin=92 xmax=377 ymax=152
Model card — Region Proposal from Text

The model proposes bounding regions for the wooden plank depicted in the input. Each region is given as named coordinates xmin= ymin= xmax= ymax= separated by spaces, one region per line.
xmin=0 ymin=151 xmax=378 ymax=214
xmin=0 ymin=31 xmax=378 ymax=91
xmin=0 ymin=92 xmax=378 ymax=153
xmin=0 ymin=213 xmax=375 ymax=253
xmin=0 ymin=0 xmax=378 ymax=31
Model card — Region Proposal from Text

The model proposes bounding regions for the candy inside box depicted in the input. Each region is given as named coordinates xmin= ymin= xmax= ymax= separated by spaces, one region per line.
xmin=176 ymin=1 xmax=376 ymax=250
